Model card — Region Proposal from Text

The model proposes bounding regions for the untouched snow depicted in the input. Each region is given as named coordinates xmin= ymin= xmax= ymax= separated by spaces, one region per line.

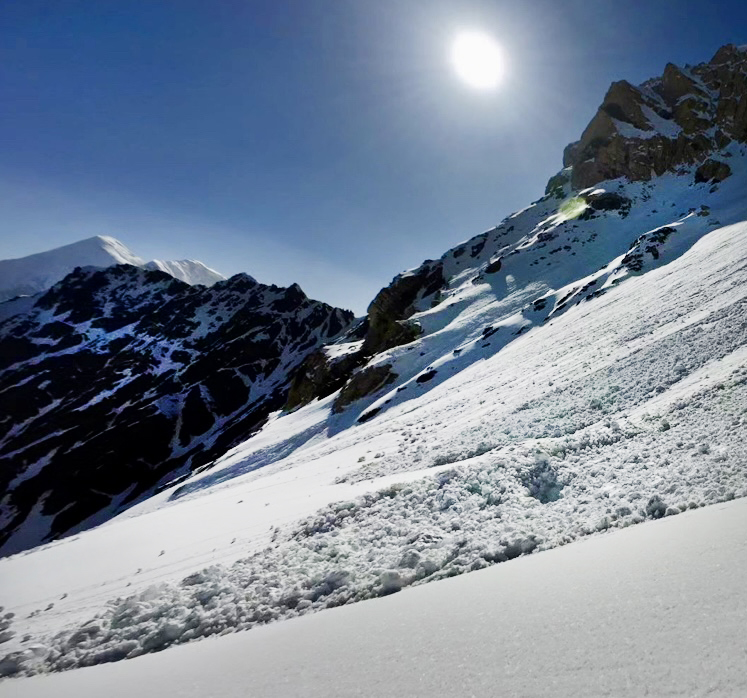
xmin=5 ymin=496 xmax=747 ymax=697
xmin=0 ymin=236 xmax=226 ymax=304
xmin=143 ymin=259 xmax=226 ymax=286
xmin=0 ymin=236 xmax=144 ymax=302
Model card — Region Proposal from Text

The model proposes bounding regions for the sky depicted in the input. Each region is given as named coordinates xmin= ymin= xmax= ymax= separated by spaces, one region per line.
xmin=1 ymin=0 xmax=746 ymax=314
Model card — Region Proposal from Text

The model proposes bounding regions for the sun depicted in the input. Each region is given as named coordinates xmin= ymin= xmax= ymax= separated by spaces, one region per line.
xmin=451 ymin=31 xmax=505 ymax=90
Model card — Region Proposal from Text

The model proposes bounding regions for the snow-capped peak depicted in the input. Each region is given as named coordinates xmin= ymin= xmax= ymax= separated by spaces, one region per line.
xmin=0 ymin=236 xmax=227 ymax=303
xmin=144 ymin=259 xmax=228 ymax=287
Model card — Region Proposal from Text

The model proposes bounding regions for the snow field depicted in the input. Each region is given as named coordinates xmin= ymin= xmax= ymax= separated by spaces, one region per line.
xmin=7 ymin=493 xmax=747 ymax=697
xmin=4 ymin=219 xmax=747 ymax=676
xmin=4 ymin=146 xmax=747 ymax=677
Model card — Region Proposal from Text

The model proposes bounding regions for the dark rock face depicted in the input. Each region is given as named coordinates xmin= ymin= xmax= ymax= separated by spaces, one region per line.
xmin=362 ymin=261 xmax=444 ymax=357
xmin=694 ymin=158 xmax=732 ymax=183
xmin=333 ymin=364 xmax=397 ymax=414
xmin=284 ymin=262 xmax=445 ymax=414
xmin=585 ymin=191 xmax=631 ymax=212
xmin=562 ymin=45 xmax=747 ymax=190
xmin=285 ymin=348 xmax=365 ymax=411
xmin=0 ymin=265 xmax=353 ymax=554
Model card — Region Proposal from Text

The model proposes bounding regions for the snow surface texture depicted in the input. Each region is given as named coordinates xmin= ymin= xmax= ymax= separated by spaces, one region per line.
xmin=3 ymin=200 xmax=747 ymax=676
xmin=6 ymin=497 xmax=747 ymax=697
xmin=0 ymin=236 xmax=225 ymax=304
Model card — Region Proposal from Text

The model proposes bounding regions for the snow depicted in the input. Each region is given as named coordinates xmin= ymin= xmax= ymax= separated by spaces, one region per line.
xmin=143 ymin=259 xmax=226 ymax=287
xmin=0 ymin=236 xmax=225 ymax=304
xmin=4 ymin=210 xmax=747 ymax=675
xmin=0 ymin=237 xmax=144 ymax=302
xmin=0 ymin=295 xmax=37 ymax=322
xmin=5 ymin=496 xmax=747 ymax=697
xmin=2 ymin=140 xmax=747 ymax=684
xmin=612 ymin=104 xmax=683 ymax=140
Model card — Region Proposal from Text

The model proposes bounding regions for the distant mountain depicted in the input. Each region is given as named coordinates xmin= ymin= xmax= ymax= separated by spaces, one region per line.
xmin=144 ymin=259 xmax=227 ymax=287
xmin=0 ymin=235 xmax=226 ymax=304
xmin=0 ymin=266 xmax=353 ymax=554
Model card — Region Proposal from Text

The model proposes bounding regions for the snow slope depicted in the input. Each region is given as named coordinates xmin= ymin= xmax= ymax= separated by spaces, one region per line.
xmin=0 ymin=237 xmax=144 ymax=302
xmin=0 ymin=269 xmax=353 ymax=554
xmin=3 ymin=211 xmax=747 ymax=676
xmin=143 ymin=259 xmax=226 ymax=287
xmin=3 ymin=44 xmax=747 ymax=685
xmin=0 ymin=236 xmax=226 ymax=304
xmin=5 ymin=495 xmax=747 ymax=697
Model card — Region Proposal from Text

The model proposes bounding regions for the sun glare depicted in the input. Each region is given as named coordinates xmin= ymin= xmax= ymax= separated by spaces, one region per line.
xmin=557 ymin=196 xmax=589 ymax=222
xmin=451 ymin=31 xmax=505 ymax=90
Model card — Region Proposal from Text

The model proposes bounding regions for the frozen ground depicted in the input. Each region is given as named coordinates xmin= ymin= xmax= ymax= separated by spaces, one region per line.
xmin=5 ymin=495 xmax=747 ymax=697
xmin=2 ymin=215 xmax=747 ymax=677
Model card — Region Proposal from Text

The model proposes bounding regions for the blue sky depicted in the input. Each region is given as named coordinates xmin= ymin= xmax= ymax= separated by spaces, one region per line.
xmin=1 ymin=1 xmax=746 ymax=314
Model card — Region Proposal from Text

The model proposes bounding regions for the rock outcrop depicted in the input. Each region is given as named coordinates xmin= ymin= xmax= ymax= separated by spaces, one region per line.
xmin=562 ymin=44 xmax=747 ymax=190
xmin=285 ymin=261 xmax=445 ymax=412
xmin=362 ymin=261 xmax=444 ymax=356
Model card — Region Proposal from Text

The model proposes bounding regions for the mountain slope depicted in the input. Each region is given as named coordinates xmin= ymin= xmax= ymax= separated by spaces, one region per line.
xmin=0 ymin=267 xmax=353 ymax=555
xmin=143 ymin=259 xmax=226 ymax=287
xmin=0 ymin=236 xmax=144 ymax=302
xmin=0 ymin=236 xmax=226 ymax=304
xmin=7 ymin=496 xmax=747 ymax=697
xmin=4 ymin=213 xmax=747 ymax=678
xmin=3 ymin=43 xmax=747 ymax=680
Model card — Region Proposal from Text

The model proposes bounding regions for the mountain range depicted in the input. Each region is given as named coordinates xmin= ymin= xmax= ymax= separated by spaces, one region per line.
xmin=2 ymin=43 xmax=747 ymax=683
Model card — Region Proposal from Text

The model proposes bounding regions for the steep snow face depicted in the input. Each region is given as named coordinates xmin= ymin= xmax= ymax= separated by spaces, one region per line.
xmin=0 ymin=267 xmax=353 ymax=555
xmin=0 ymin=236 xmax=226 ymax=304
xmin=143 ymin=260 xmax=227 ymax=287
xmin=0 ymin=236 xmax=144 ymax=302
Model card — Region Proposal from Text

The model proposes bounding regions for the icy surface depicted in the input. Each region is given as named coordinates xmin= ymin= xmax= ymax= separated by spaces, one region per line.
xmin=6 ymin=497 xmax=747 ymax=697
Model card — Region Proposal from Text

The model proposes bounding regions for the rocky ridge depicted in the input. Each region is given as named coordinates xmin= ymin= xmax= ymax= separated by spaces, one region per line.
xmin=0 ymin=266 xmax=352 ymax=554
xmin=562 ymin=44 xmax=747 ymax=189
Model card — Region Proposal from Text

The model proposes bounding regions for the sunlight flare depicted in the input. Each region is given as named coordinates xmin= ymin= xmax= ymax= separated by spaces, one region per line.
xmin=451 ymin=31 xmax=505 ymax=89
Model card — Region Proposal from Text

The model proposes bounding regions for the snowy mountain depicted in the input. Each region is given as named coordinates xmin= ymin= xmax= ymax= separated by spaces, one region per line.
xmin=2 ymin=43 xmax=747 ymax=689
xmin=0 ymin=236 xmax=225 ymax=304
xmin=143 ymin=259 xmax=227 ymax=287
xmin=0 ymin=267 xmax=353 ymax=555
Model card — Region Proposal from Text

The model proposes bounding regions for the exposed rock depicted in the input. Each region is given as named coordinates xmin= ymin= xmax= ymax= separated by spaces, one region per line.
xmin=658 ymin=62 xmax=703 ymax=105
xmin=361 ymin=261 xmax=443 ymax=356
xmin=563 ymin=44 xmax=747 ymax=190
xmin=695 ymin=159 xmax=732 ymax=183
xmin=333 ymin=364 xmax=397 ymax=413
xmin=285 ymin=349 xmax=365 ymax=411
xmin=584 ymin=191 xmax=631 ymax=212
xmin=485 ymin=257 xmax=503 ymax=274
xmin=600 ymin=80 xmax=654 ymax=130
xmin=544 ymin=169 xmax=571 ymax=198
xmin=0 ymin=266 xmax=354 ymax=554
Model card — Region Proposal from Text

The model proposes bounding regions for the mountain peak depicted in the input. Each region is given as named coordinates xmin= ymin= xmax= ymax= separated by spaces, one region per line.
xmin=0 ymin=236 xmax=226 ymax=304
xmin=560 ymin=43 xmax=747 ymax=190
